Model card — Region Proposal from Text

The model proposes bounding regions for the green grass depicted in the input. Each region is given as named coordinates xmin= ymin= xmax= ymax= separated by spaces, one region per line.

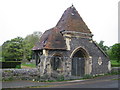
xmin=112 ymin=78 xmax=120 ymax=80
xmin=0 ymin=57 xmax=5 ymax=62
xmin=0 ymin=57 xmax=2 ymax=62
xmin=21 ymin=62 xmax=36 ymax=68
xmin=111 ymin=60 xmax=120 ymax=67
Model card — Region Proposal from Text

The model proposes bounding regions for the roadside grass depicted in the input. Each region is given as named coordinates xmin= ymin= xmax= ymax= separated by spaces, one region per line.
xmin=0 ymin=57 xmax=2 ymax=62
xmin=21 ymin=62 xmax=36 ymax=68
xmin=0 ymin=57 xmax=5 ymax=62
xmin=111 ymin=60 xmax=120 ymax=67
xmin=20 ymin=59 xmax=120 ymax=68
xmin=27 ymin=85 xmax=54 ymax=88
xmin=112 ymin=78 xmax=120 ymax=80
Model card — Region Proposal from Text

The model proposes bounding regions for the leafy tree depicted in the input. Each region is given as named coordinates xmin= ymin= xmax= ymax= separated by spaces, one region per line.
xmin=0 ymin=45 xmax=2 ymax=61
xmin=2 ymin=31 xmax=42 ymax=62
xmin=108 ymin=43 xmax=120 ymax=62
xmin=23 ymin=31 xmax=42 ymax=61
xmin=2 ymin=37 xmax=24 ymax=61
xmin=98 ymin=40 xmax=109 ymax=54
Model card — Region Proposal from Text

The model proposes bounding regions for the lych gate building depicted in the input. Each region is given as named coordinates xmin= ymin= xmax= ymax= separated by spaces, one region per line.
xmin=32 ymin=5 xmax=111 ymax=79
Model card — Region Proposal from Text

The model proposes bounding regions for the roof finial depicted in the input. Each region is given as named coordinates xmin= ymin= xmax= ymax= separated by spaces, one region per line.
xmin=72 ymin=3 xmax=74 ymax=7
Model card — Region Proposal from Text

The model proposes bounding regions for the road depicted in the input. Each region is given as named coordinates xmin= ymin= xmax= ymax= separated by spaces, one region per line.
xmin=45 ymin=75 xmax=119 ymax=88
xmin=2 ymin=75 xmax=119 ymax=88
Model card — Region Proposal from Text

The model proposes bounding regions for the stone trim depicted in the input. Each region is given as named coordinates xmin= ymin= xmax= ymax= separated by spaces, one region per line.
xmin=70 ymin=46 xmax=89 ymax=58
xmin=43 ymin=49 xmax=48 ymax=56
xmin=108 ymin=61 xmax=111 ymax=71
xmin=62 ymin=30 xmax=93 ymax=37
xmin=65 ymin=37 xmax=71 ymax=50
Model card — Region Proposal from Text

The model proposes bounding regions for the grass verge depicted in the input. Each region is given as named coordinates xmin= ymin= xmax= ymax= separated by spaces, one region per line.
xmin=21 ymin=62 xmax=36 ymax=68
xmin=111 ymin=60 xmax=120 ymax=67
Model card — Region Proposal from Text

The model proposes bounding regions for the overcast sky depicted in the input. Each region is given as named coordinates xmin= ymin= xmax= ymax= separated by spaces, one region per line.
xmin=0 ymin=0 xmax=119 ymax=46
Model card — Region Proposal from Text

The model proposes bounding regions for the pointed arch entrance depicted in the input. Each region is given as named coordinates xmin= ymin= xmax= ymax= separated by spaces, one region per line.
xmin=71 ymin=47 xmax=91 ymax=77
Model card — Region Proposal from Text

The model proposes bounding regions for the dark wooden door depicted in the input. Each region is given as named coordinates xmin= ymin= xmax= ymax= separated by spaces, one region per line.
xmin=77 ymin=57 xmax=84 ymax=76
xmin=72 ymin=50 xmax=85 ymax=77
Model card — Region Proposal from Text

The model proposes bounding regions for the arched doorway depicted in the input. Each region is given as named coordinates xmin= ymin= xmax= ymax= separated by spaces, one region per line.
xmin=71 ymin=48 xmax=88 ymax=77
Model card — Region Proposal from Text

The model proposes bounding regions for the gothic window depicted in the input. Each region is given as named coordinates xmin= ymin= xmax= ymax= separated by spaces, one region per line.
xmin=51 ymin=55 xmax=62 ymax=71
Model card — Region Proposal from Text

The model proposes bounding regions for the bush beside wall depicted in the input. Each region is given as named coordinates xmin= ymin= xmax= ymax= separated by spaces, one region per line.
xmin=0 ymin=61 xmax=21 ymax=69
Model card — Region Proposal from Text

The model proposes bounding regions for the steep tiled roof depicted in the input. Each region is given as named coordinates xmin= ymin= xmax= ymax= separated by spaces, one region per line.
xmin=56 ymin=5 xmax=91 ymax=33
xmin=33 ymin=5 xmax=92 ymax=50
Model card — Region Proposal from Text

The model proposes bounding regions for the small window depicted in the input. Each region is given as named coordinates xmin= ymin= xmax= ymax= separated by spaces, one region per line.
xmin=51 ymin=55 xmax=62 ymax=71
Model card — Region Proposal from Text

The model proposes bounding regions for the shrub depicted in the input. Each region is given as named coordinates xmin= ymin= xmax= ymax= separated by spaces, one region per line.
xmin=56 ymin=75 xmax=64 ymax=81
xmin=15 ymin=65 xmax=21 ymax=69
xmin=83 ymin=74 xmax=94 ymax=79
xmin=1 ymin=61 xmax=21 ymax=68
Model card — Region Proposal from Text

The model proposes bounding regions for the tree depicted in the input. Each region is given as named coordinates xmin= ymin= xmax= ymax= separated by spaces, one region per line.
xmin=2 ymin=31 xmax=42 ymax=62
xmin=109 ymin=43 xmax=120 ymax=62
xmin=0 ymin=45 xmax=2 ymax=61
xmin=2 ymin=37 xmax=24 ymax=61
xmin=98 ymin=40 xmax=109 ymax=54
xmin=23 ymin=31 xmax=42 ymax=61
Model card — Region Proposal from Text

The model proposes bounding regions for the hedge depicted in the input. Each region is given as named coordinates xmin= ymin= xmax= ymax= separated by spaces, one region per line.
xmin=0 ymin=61 xmax=21 ymax=69
xmin=111 ymin=64 xmax=120 ymax=67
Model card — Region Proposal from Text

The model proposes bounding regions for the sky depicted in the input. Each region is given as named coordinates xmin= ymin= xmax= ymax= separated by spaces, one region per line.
xmin=0 ymin=0 xmax=119 ymax=46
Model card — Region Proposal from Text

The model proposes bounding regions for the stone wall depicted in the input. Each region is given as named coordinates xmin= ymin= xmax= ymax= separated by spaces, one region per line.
xmin=69 ymin=37 xmax=110 ymax=75
xmin=2 ymin=68 xmax=39 ymax=81
xmin=37 ymin=50 xmax=71 ymax=78
xmin=111 ymin=67 xmax=120 ymax=72
xmin=33 ymin=34 xmax=111 ymax=79
xmin=1 ymin=67 xmax=118 ymax=81
xmin=35 ymin=37 xmax=110 ymax=78
xmin=2 ymin=68 xmax=67 ymax=81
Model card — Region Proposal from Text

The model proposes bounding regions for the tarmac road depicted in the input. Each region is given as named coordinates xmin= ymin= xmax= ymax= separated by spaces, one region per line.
xmin=2 ymin=75 xmax=119 ymax=88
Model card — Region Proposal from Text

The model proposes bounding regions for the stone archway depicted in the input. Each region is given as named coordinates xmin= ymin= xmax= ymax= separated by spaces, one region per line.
xmin=71 ymin=47 xmax=91 ymax=77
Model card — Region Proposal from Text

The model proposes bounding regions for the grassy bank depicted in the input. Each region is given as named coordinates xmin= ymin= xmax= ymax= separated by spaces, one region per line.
xmin=111 ymin=60 xmax=120 ymax=67
xmin=21 ymin=62 xmax=36 ymax=68
xmin=21 ymin=60 xmax=119 ymax=69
